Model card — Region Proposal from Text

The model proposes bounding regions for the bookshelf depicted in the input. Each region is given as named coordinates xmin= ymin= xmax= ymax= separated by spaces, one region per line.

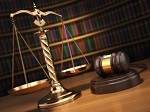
xmin=0 ymin=0 xmax=150 ymax=96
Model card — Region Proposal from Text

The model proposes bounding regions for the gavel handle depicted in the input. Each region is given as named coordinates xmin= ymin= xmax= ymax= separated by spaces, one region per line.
xmin=131 ymin=63 xmax=147 ymax=68
xmin=130 ymin=63 xmax=148 ymax=73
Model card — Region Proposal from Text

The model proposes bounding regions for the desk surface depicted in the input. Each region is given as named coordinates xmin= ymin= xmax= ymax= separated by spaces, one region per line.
xmin=0 ymin=58 xmax=150 ymax=112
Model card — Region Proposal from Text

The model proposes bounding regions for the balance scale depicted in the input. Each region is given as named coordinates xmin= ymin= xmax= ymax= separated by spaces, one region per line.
xmin=8 ymin=3 xmax=91 ymax=109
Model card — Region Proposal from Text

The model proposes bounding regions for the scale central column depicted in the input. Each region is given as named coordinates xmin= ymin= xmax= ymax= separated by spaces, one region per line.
xmin=36 ymin=28 xmax=81 ymax=109
xmin=36 ymin=28 xmax=57 ymax=82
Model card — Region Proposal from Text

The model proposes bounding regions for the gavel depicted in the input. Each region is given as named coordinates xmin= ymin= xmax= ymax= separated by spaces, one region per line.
xmin=94 ymin=51 xmax=130 ymax=78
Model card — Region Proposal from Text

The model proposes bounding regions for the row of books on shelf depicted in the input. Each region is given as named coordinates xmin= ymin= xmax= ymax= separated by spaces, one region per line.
xmin=56 ymin=41 xmax=150 ymax=71
xmin=1 ymin=0 xmax=103 ymax=33
xmin=0 ymin=0 xmax=124 ymax=15
xmin=0 ymin=31 xmax=41 ymax=55
xmin=1 ymin=0 xmax=149 ymax=35
xmin=53 ymin=0 xmax=125 ymax=20
xmin=0 ymin=0 xmax=68 ymax=14
xmin=0 ymin=30 xmax=149 ymax=77
xmin=0 ymin=50 xmax=46 ymax=76
xmin=1 ymin=32 xmax=149 ymax=76
xmin=0 ymin=17 xmax=149 ymax=56
xmin=125 ymin=42 xmax=150 ymax=61
xmin=0 ymin=41 xmax=86 ymax=76
xmin=47 ymin=17 xmax=150 ymax=45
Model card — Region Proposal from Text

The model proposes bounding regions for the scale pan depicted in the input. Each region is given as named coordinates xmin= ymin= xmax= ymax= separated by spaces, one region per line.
xmin=8 ymin=79 xmax=50 ymax=95
xmin=61 ymin=64 xmax=91 ymax=77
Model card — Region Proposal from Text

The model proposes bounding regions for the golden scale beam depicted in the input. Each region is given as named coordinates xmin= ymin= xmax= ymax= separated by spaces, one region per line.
xmin=9 ymin=3 xmax=81 ymax=109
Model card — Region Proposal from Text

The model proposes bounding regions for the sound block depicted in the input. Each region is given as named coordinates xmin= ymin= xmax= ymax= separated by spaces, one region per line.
xmin=90 ymin=69 xmax=143 ymax=94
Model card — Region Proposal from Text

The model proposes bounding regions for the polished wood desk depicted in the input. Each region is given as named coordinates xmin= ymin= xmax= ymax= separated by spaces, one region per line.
xmin=0 ymin=58 xmax=150 ymax=112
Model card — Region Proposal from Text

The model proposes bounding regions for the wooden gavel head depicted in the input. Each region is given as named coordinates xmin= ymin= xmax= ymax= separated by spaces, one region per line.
xmin=94 ymin=51 xmax=130 ymax=78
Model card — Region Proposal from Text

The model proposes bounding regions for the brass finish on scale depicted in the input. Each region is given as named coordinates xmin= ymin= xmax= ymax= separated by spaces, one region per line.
xmin=61 ymin=64 xmax=91 ymax=76
xmin=60 ymin=21 xmax=91 ymax=77
xmin=8 ymin=79 xmax=50 ymax=95
xmin=9 ymin=3 xmax=81 ymax=108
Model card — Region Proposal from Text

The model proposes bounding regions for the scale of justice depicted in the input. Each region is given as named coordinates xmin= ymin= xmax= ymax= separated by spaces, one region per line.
xmin=8 ymin=3 xmax=91 ymax=109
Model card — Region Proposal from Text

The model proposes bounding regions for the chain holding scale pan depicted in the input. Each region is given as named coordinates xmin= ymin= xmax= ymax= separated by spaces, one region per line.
xmin=60 ymin=19 xmax=91 ymax=77
xmin=8 ymin=3 xmax=82 ymax=109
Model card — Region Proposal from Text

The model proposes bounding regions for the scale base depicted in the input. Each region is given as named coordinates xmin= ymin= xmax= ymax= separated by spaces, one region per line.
xmin=38 ymin=82 xmax=81 ymax=109
xmin=90 ymin=69 xmax=143 ymax=94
